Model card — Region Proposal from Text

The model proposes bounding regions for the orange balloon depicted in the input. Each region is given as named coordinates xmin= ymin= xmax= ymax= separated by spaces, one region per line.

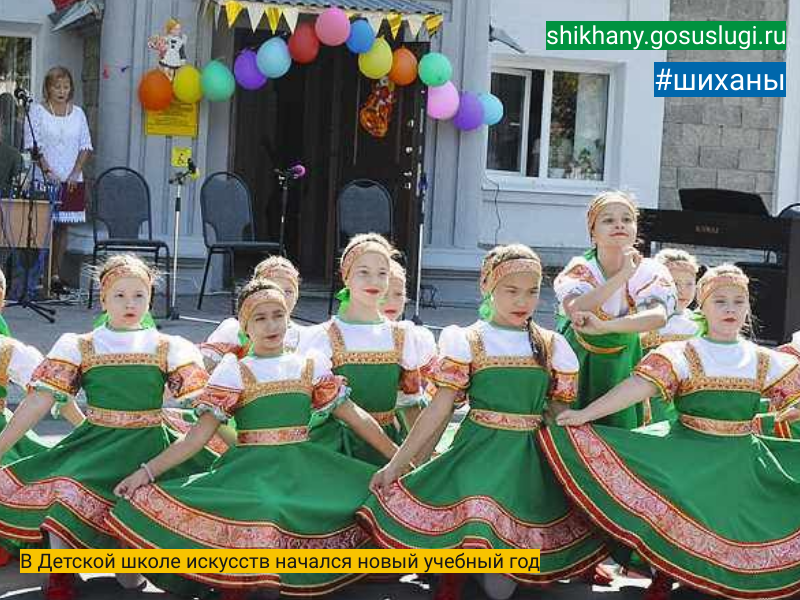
xmin=389 ymin=47 xmax=418 ymax=86
xmin=138 ymin=69 xmax=173 ymax=111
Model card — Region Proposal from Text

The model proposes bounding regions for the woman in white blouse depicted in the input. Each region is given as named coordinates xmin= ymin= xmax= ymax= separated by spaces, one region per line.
xmin=24 ymin=66 xmax=93 ymax=293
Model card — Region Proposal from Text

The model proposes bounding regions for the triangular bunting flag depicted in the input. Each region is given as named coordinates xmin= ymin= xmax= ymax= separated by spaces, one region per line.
xmin=387 ymin=12 xmax=403 ymax=39
xmin=365 ymin=12 xmax=384 ymax=35
xmin=225 ymin=0 xmax=244 ymax=27
xmin=282 ymin=6 xmax=299 ymax=32
xmin=344 ymin=10 xmax=357 ymax=19
xmin=424 ymin=14 xmax=443 ymax=35
xmin=245 ymin=2 xmax=264 ymax=31
xmin=266 ymin=6 xmax=282 ymax=32
xmin=405 ymin=14 xmax=424 ymax=38
xmin=214 ymin=2 xmax=222 ymax=26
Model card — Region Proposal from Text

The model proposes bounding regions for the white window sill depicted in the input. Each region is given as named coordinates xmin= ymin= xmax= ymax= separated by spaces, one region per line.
xmin=482 ymin=173 xmax=608 ymax=198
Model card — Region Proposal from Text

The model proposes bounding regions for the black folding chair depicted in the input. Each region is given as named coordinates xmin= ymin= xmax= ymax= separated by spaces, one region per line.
xmin=327 ymin=179 xmax=394 ymax=316
xmin=197 ymin=172 xmax=280 ymax=311
xmin=88 ymin=167 xmax=171 ymax=314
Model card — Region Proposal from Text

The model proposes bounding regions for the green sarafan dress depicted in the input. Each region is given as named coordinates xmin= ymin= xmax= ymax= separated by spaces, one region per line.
xmin=639 ymin=308 xmax=701 ymax=425
xmin=0 ymin=336 xmax=51 ymax=464
xmin=554 ymin=252 xmax=677 ymax=429
xmin=358 ymin=321 xmax=608 ymax=584
xmin=108 ymin=351 xmax=375 ymax=596
xmin=299 ymin=317 xmax=434 ymax=466
xmin=0 ymin=326 xmax=213 ymax=549
xmin=540 ymin=337 xmax=800 ymax=600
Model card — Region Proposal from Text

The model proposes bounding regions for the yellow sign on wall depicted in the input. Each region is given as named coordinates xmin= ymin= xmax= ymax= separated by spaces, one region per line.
xmin=145 ymin=101 xmax=198 ymax=138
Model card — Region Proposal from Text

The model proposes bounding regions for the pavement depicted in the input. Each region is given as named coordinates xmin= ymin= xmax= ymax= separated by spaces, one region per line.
xmin=0 ymin=289 xmax=719 ymax=599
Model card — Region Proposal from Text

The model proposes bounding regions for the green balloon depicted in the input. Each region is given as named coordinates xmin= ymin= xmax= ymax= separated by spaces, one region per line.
xmin=419 ymin=52 xmax=452 ymax=87
xmin=201 ymin=60 xmax=236 ymax=102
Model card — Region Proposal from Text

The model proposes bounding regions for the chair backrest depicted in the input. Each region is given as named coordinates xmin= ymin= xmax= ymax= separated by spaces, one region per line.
xmin=92 ymin=167 xmax=152 ymax=241
xmin=778 ymin=203 xmax=800 ymax=220
xmin=199 ymin=172 xmax=255 ymax=246
xmin=337 ymin=179 xmax=393 ymax=250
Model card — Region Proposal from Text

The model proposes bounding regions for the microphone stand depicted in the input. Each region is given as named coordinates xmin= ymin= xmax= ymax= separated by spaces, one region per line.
xmin=6 ymin=96 xmax=57 ymax=322
xmin=274 ymin=166 xmax=304 ymax=258
xmin=411 ymin=173 xmax=427 ymax=325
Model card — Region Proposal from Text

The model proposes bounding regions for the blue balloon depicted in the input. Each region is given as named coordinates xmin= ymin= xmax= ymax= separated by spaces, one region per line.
xmin=346 ymin=19 xmax=375 ymax=54
xmin=478 ymin=92 xmax=504 ymax=126
xmin=256 ymin=37 xmax=292 ymax=79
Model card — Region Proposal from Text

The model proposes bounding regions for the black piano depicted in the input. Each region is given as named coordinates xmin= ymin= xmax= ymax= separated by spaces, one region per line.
xmin=637 ymin=188 xmax=800 ymax=345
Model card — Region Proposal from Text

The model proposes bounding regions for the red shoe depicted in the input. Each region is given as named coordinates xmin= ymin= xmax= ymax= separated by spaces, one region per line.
xmin=219 ymin=588 xmax=247 ymax=600
xmin=433 ymin=574 xmax=467 ymax=600
xmin=580 ymin=564 xmax=614 ymax=586
xmin=0 ymin=546 xmax=12 ymax=567
xmin=643 ymin=571 xmax=674 ymax=600
xmin=44 ymin=573 xmax=76 ymax=600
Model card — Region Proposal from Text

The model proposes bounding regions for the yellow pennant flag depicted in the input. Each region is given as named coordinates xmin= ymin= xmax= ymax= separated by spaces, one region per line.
xmin=266 ymin=6 xmax=282 ymax=33
xmin=282 ymin=6 xmax=299 ymax=32
xmin=225 ymin=0 xmax=244 ymax=27
xmin=387 ymin=13 xmax=403 ymax=39
xmin=424 ymin=14 xmax=443 ymax=36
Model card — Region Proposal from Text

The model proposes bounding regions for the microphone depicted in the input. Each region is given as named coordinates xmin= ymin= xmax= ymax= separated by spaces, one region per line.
xmin=288 ymin=164 xmax=306 ymax=179
xmin=187 ymin=158 xmax=197 ymax=174
xmin=14 ymin=87 xmax=33 ymax=105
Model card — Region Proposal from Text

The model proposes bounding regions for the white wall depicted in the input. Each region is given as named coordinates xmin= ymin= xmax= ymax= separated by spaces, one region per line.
xmin=477 ymin=0 xmax=668 ymax=257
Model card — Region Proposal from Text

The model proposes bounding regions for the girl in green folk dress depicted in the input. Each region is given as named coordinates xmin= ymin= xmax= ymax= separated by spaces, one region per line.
xmin=545 ymin=265 xmax=800 ymax=600
xmin=299 ymin=234 xmax=435 ymax=465
xmin=108 ymin=279 xmax=399 ymax=600
xmin=360 ymin=244 xmax=608 ymax=600
xmin=0 ymin=255 xmax=212 ymax=600
xmin=555 ymin=191 xmax=676 ymax=429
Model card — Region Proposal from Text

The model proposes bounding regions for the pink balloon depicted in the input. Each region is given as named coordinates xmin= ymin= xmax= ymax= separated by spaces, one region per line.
xmin=315 ymin=7 xmax=351 ymax=46
xmin=427 ymin=82 xmax=460 ymax=120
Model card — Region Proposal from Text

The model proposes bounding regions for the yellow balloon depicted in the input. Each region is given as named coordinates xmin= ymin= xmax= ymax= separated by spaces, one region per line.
xmin=358 ymin=37 xmax=393 ymax=79
xmin=172 ymin=65 xmax=203 ymax=104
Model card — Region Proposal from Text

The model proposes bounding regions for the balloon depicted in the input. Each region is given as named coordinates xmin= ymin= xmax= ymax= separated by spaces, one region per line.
xmin=288 ymin=22 xmax=320 ymax=64
xmin=172 ymin=65 xmax=203 ymax=104
xmin=138 ymin=69 xmax=173 ymax=111
xmin=346 ymin=19 xmax=375 ymax=53
xmin=478 ymin=92 xmax=504 ymax=125
xmin=201 ymin=60 xmax=235 ymax=102
xmin=426 ymin=81 xmax=459 ymax=120
xmin=358 ymin=37 xmax=392 ymax=79
xmin=256 ymin=37 xmax=291 ymax=79
xmin=419 ymin=52 xmax=452 ymax=87
xmin=315 ymin=7 xmax=350 ymax=46
xmin=453 ymin=92 xmax=484 ymax=131
xmin=234 ymin=49 xmax=267 ymax=90
xmin=389 ymin=47 xmax=418 ymax=86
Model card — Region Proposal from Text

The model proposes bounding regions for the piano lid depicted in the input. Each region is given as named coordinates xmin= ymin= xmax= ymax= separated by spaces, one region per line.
xmin=679 ymin=188 xmax=769 ymax=217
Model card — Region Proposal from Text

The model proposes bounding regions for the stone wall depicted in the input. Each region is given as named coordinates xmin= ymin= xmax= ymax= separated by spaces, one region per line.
xmin=660 ymin=0 xmax=786 ymax=214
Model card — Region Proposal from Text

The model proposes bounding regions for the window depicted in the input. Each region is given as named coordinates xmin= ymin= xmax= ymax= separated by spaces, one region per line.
xmin=0 ymin=36 xmax=33 ymax=149
xmin=487 ymin=66 xmax=609 ymax=183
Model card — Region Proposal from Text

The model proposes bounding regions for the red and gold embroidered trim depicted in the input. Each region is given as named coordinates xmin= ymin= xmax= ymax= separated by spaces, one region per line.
xmin=125 ymin=484 xmax=369 ymax=549
xmin=572 ymin=331 xmax=625 ymax=355
xmin=373 ymin=481 xmax=594 ymax=551
xmin=86 ymin=406 xmax=163 ymax=429
xmin=469 ymin=409 xmax=542 ymax=432
xmin=0 ymin=342 xmax=12 ymax=389
xmin=161 ymin=409 xmax=229 ymax=454
xmin=560 ymin=425 xmax=800 ymax=572
xmin=312 ymin=374 xmax=346 ymax=411
xmin=634 ymin=353 xmax=680 ymax=403
xmin=778 ymin=344 xmax=800 ymax=362
xmin=679 ymin=414 xmax=753 ymax=436
xmin=78 ymin=336 xmax=169 ymax=372
xmin=238 ymin=361 xmax=313 ymax=405
xmin=327 ymin=321 xmax=404 ymax=368
xmin=467 ymin=329 xmax=541 ymax=373
xmin=430 ymin=356 xmax=470 ymax=391
xmin=641 ymin=331 xmax=694 ymax=350
xmin=167 ymin=362 xmax=209 ymax=400
xmin=236 ymin=426 xmax=309 ymax=446
xmin=199 ymin=342 xmax=244 ymax=361
xmin=370 ymin=410 xmax=397 ymax=427
xmin=0 ymin=469 xmax=113 ymax=535
xmin=550 ymin=370 xmax=578 ymax=403
xmin=30 ymin=358 xmax=81 ymax=397
xmin=679 ymin=343 xmax=767 ymax=396
xmin=763 ymin=363 xmax=800 ymax=412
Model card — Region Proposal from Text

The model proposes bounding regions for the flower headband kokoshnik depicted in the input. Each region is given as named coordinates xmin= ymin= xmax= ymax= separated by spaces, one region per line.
xmin=100 ymin=264 xmax=153 ymax=294
xmin=238 ymin=288 xmax=287 ymax=329
xmin=340 ymin=241 xmax=391 ymax=280
xmin=479 ymin=258 xmax=542 ymax=296
xmin=257 ymin=265 xmax=300 ymax=293
xmin=697 ymin=273 xmax=749 ymax=306
xmin=586 ymin=194 xmax=638 ymax=234
xmin=667 ymin=259 xmax=699 ymax=275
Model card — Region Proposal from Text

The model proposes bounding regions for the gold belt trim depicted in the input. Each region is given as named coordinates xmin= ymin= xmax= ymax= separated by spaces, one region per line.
xmin=468 ymin=409 xmax=543 ymax=431
xmin=86 ymin=407 xmax=163 ymax=429
xmin=0 ymin=398 xmax=6 ymax=412
xmin=679 ymin=414 xmax=753 ymax=437
xmin=573 ymin=331 xmax=625 ymax=355
xmin=370 ymin=409 xmax=397 ymax=427
xmin=237 ymin=426 xmax=309 ymax=446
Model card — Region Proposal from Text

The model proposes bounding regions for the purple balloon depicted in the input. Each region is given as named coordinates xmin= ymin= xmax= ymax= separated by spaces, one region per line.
xmin=234 ymin=49 xmax=267 ymax=90
xmin=453 ymin=92 xmax=484 ymax=131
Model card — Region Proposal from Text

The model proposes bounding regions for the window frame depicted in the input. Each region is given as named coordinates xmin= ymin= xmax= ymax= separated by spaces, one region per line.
xmin=485 ymin=56 xmax=617 ymax=196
